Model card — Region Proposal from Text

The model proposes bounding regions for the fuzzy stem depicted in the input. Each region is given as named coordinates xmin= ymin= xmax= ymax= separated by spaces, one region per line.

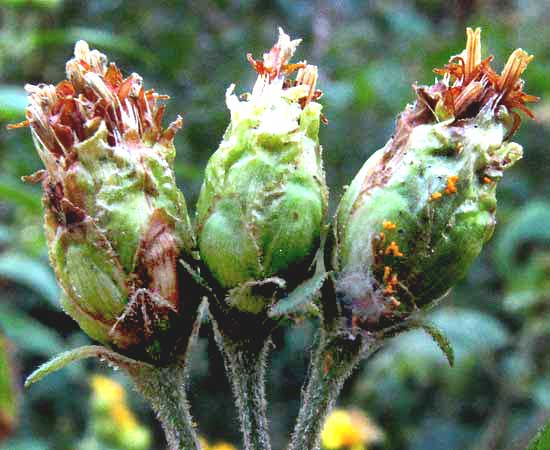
xmin=129 ymin=364 xmax=200 ymax=450
xmin=214 ymin=324 xmax=272 ymax=450
xmin=288 ymin=330 xmax=379 ymax=450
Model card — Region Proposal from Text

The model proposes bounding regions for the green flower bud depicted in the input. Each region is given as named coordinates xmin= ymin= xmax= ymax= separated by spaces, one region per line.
xmin=332 ymin=28 xmax=537 ymax=331
xmin=0 ymin=334 xmax=18 ymax=442
xmin=18 ymin=41 xmax=198 ymax=363
xmin=197 ymin=29 xmax=328 ymax=313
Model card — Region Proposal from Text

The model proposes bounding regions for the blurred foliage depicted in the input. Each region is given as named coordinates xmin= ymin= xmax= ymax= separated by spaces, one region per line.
xmin=0 ymin=1 xmax=549 ymax=449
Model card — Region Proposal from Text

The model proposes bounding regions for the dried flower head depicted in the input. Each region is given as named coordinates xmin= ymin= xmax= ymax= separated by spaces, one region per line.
xmin=12 ymin=41 xmax=198 ymax=364
xmin=333 ymin=28 xmax=535 ymax=332
xmin=430 ymin=27 xmax=538 ymax=134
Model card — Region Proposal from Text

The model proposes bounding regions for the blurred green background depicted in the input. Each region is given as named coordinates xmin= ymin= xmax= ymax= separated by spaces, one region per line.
xmin=0 ymin=1 xmax=549 ymax=449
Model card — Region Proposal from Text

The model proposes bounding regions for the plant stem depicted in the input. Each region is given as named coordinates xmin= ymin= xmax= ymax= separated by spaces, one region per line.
xmin=129 ymin=363 xmax=200 ymax=450
xmin=214 ymin=324 xmax=272 ymax=450
xmin=288 ymin=330 xmax=379 ymax=450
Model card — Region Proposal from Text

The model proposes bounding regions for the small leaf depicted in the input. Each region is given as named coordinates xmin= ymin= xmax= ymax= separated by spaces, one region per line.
xmin=413 ymin=321 xmax=455 ymax=367
xmin=526 ymin=421 xmax=550 ymax=450
xmin=268 ymin=270 xmax=327 ymax=318
xmin=25 ymin=345 xmax=150 ymax=387
xmin=25 ymin=345 xmax=107 ymax=387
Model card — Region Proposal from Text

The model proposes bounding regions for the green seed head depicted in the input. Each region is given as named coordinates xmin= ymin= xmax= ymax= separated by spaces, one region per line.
xmin=333 ymin=28 xmax=537 ymax=331
xmin=197 ymin=29 xmax=328 ymax=313
xmin=21 ymin=41 xmax=197 ymax=363
xmin=0 ymin=335 xmax=17 ymax=442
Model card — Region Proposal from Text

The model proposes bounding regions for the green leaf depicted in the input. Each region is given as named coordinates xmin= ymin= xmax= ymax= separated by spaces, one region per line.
xmin=429 ymin=308 xmax=510 ymax=359
xmin=0 ymin=304 xmax=64 ymax=356
xmin=29 ymin=28 xmax=155 ymax=64
xmin=495 ymin=201 xmax=550 ymax=275
xmin=527 ymin=422 xmax=550 ymax=450
xmin=417 ymin=321 xmax=455 ymax=367
xmin=0 ymin=86 xmax=27 ymax=121
xmin=0 ymin=0 xmax=61 ymax=8
xmin=0 ymin=252 xmax=59 ymax=306
xmin=25 ymin=345 xmax=108 ymax=387
xmin=0 ymin=176 xmax=42 ymax=212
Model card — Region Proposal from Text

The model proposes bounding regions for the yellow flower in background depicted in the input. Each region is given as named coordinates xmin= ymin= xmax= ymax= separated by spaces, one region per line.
xmin=199 ymin=436 xmax=210 ymax=449
xmin=210 ymin=442 xmax=238 ymax=450
xmin=88 ymin=375 xmax=151 ymax=450
xmin=90 ymin=375 xmax=138 ymax=430
xmin=199 ymin=436 xmax=238 ymax=450
xmin=91 ymin=375 xmax=125 ymax=406
xmin=321 ymin=409 xmax=383 ymax=450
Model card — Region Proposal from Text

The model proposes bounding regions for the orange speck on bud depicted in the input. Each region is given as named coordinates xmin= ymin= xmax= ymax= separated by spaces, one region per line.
xmin=384 ymin=285 xmax=394 ymax=295
xmin=389 ymin=297 xmax=401 ymax=308
xmin=385 ymin=241 xmax=404 ymax=257
xmin=379 ymin=232 xmax=386 ymax=242
xmin=445 ymin=175 xmax=459 ymax=195
xmin=383 ymin=266 xmax=392 ymax=282
xmin=382 ymin=220 xmax=397 ymax=230
xmin=483 ymin=176 xmax=493 ymax=184
xmin=430 ymin=192 xmax=443 ymax=201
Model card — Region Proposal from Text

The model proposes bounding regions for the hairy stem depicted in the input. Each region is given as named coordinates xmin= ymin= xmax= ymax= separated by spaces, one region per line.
xmin=214 ymin=323 xmax=272 ymax=450
xmin=288 ymin=330 xmax=379 ymax=450
xmin=129 ymin=364 xmax=200 ymax=450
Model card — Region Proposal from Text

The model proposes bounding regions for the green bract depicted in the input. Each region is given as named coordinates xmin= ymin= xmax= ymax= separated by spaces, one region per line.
xmin=332 ymin=28 xmax=536 ymax=331
xmin=196 ymin=29 xmax=328 ymax=313
xmin=23 ymin=41 xmax=197 ymax=363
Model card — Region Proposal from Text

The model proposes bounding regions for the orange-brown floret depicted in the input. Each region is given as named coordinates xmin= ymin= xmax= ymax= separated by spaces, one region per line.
xmin=383 ymin=220 xmax=397 ymax=230
xmin=431 ymin=27 xmax=537 ymax=135
xmin=385 ymin=241 xmax=404 ymax=257
xmin=383 ymin=266 xmax=392 ymax=282
xmin=9 ymin=41 xmax=180 ymax=156
xmin=430 ymin=192 xmax=443 ymax=201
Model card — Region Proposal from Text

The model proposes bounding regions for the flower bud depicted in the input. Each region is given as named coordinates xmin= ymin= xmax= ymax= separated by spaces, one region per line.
xmin=16 ymin=41 xmax=197 ymax=363
xmin=0 ymin=334 xmax=18 ymax=442
xmin=196 ymin=29 xmax=328 ymax=313
xmin=333 ymin=28 xmax=537 ymax=331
